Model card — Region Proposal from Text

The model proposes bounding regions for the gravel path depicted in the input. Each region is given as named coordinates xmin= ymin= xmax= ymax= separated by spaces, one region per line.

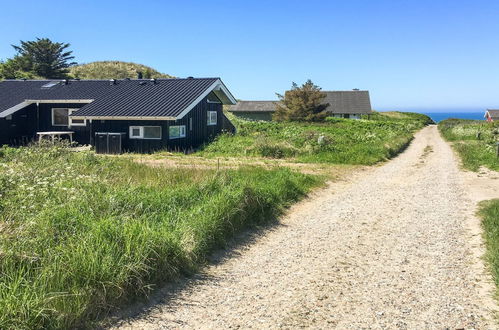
xmin=114 ymin=126 xmax=497 ymax=329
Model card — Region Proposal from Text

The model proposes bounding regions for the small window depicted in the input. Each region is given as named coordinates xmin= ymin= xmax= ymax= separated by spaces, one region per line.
xmin=52 ymin=108 xmax=86 ymax=127
xmin=207 ymin=92 xmax=221 ymax=103
xmin=52 ymin=108 xmax=69 ymax=126
xmin=42 ymin=82 xmax=59 ymax=89
xmin=144 ymin=126 xmax=161 ymax=139
xmin=207 ymin=111 xmax=217 ymax=126
xmin=69 ymin=109 xmax=86 ymax=126
xmin=129 ymin=126 xmax=162 ymax=139
xmin=169 ymin=125 xmax=186 ymax=139
xmin=130 ymin=127 xmax=142 ymax=138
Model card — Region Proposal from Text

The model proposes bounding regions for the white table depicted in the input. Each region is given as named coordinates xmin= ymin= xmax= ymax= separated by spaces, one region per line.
xmin=37 ymin=131 xmax=74 ymax=143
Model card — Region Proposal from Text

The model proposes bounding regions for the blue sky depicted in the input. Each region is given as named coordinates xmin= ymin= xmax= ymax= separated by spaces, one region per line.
xmin=1 ymin=0 xmax=498 ymax=111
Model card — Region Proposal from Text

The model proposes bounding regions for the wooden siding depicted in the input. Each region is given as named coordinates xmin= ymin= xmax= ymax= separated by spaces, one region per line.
xmin=0 ymin=95 xmax=226 ymax=153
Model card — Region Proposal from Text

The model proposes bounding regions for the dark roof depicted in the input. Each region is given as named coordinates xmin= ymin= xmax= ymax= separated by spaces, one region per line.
xmin=0 ymin=78 xmax=235 ymax=119
xmin=322 ymin=91 xmax=372 ymax=114
xmin=0 ymin=80 xmax=118 ymax=114
xmin=229 ymin=91 xmax=372 ymax=115
xmin=230 ymin=101 xmax=277 ymax=112
xmin=487 ymin=109 xmax=499 ymax=118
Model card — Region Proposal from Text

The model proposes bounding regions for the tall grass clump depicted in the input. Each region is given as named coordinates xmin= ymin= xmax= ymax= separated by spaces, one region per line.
xmin=479 ymin=200 xmax=499 ymax=294
xmin=439 ymin=119 xmax=499 ymax=171
xmin=198 ymin=111 xmax=431 ymax=165
xmin=0 ymin=143 xmax=321 ymax=329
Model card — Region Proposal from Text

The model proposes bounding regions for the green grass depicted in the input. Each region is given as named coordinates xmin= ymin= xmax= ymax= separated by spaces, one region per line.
xmin=196 ymin=112 xmax=431 ymax=165
xmin=438 ymin=119 xmax=499 ymax=171
xmin=478 ymin=200 xmax=499 ymax=296
xmin=0 ymin=143 xmax=321 ymax=329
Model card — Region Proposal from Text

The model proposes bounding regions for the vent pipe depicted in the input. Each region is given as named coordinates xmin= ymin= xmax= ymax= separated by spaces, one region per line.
xmin=137 ymin=71 xmax=143 ymax=79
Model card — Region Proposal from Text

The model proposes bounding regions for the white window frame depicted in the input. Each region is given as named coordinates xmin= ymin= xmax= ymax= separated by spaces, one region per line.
xmin=51 ymin=108 xmax=86 ymax=127
xmin=69 ymin=109 xmax=86 ymax=127
xmin=207 ymin=111 xmax=217 ymax=126
xmin=169 ymin=125 xmax=186 ymax=139
xmin=129 ymin=126 xmax=162 ymax=140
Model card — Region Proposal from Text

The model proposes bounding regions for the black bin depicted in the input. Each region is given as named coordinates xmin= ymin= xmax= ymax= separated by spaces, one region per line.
xmin=95 ymin=132 xmax=126 ymax=154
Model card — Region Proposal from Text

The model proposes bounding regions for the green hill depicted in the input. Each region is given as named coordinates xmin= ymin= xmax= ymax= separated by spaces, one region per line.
xmin=69 ymin=61 xmax=174 ymax=79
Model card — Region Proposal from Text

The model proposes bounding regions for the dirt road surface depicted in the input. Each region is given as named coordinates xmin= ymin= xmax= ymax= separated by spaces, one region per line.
xmin=113 ymin=126 xmax=497 ymax=329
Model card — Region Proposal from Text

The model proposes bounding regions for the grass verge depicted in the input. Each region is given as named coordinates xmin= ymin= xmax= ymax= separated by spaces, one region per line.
xmin=478 ymin=200 xmax=499 ymax=295
xmin=438 ymin=119 xmax=499 ymax=171
xmin=0 ymin=144 xmax=321 ymax=329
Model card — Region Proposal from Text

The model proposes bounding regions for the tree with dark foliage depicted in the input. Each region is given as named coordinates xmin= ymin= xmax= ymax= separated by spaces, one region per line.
xmin=0 ymin=38 xmax=76 ymax=79
xmin=273 ymin=80 xmax=329 ymax=122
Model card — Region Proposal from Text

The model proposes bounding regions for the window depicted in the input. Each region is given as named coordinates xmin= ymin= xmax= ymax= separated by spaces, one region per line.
xmin=189 ymin=117 xmax=193 ymax=131
xmin=42 ymin=82 xmax=59 ymax=89
xmin=207 ymin=111 xmax=217 ymax=126
xmin=52 ymin=108 xmax=86 ymax=127
xmin=52 ymin=108 xmax=69 ymax=126
xmin=207 ymin=92 xmax=221 ymax=103
xmin=144 ymin=126 xmax=161 ymax=139
xmin=169 ymin=125 xmax=186 ymax=139
xmin=129 ymin=126 xmax=162 ymax=139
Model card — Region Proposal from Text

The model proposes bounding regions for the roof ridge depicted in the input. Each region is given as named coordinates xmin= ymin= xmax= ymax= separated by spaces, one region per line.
xmin=1 ymin=77 xmax=220 ymax=82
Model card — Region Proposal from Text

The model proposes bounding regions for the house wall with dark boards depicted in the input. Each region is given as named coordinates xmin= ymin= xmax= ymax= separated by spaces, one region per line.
xmin=90 ymin=94 xmax=224 ymax=153
xmin=0 ymin=94 xmax=228 ymax=152
xmin=0 ymin=104 xmax=38 ymax=145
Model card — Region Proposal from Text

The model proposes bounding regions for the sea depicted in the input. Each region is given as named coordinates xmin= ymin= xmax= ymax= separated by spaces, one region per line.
xmin=421 ymin=112 xmax=485 ymax=123
xmin=385 ymin=111 xmax=485 ymax=123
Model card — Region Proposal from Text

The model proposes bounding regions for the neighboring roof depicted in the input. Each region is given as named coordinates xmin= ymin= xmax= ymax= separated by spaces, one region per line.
xmin=229 ymin=101 xmax=277 ymax=112
xmin=0 ymin=78 xmax=236 ymax=119
xmin=229 ymin=90 xmax=372 ymax=115
xmin=322 ymin=90 xmax=372 ymax=114
xmin=486 ymin=109 xmax=499 ymax=118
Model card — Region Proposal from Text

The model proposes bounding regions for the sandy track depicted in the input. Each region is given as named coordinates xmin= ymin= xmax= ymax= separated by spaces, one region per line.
xmin=113 ymin=126 xmax=497 ymax=329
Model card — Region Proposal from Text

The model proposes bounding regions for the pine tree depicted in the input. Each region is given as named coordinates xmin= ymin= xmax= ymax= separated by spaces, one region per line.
xmin=273 ymin=80 xmax=329 ymax=122
xmin=10 ymin=38 xmax=76 ymax=79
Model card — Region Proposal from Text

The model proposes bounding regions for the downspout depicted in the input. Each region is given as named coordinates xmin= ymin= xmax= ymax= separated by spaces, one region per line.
xmin=89 ymin=119 xmax=93 ymax=146
xmin=36 ymin=102 xmax=40 ymax=132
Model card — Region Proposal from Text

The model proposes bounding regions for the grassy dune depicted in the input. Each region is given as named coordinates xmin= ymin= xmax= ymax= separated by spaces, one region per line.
xmin=0 ymin=144 xmax=320 ymax=329
xmin=438 ymin=119 xmax=499 ymax=171
xmin=197 ymin=112 xmax=431 ymax=165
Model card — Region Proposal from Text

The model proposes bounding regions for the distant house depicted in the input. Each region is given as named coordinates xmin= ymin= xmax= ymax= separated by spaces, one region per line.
xmin=485 ymin=109 xmax=499 ymax=122
xmin=0 ymin=78 xmax=236 ymax=153
xmin=229 ymin=90 xmax=372 ymax=121
xmin=229 ymin=101 xmax=277 ymax=121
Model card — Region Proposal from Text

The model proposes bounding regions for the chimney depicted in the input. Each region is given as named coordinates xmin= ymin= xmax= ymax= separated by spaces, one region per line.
xmin=137 ymin=71 xmax=143 ymax=79
xmin=63 ymin=79 xmax=69 ymax=85
xmin=110 ymin=79 xmax=116 ymax=85
xmin=151 ymin=78 xmax=158 ymax=84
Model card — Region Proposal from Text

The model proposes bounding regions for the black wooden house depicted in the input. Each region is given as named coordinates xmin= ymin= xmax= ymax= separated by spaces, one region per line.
xmin=0 ymin=78 xmax=236 ymax=153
